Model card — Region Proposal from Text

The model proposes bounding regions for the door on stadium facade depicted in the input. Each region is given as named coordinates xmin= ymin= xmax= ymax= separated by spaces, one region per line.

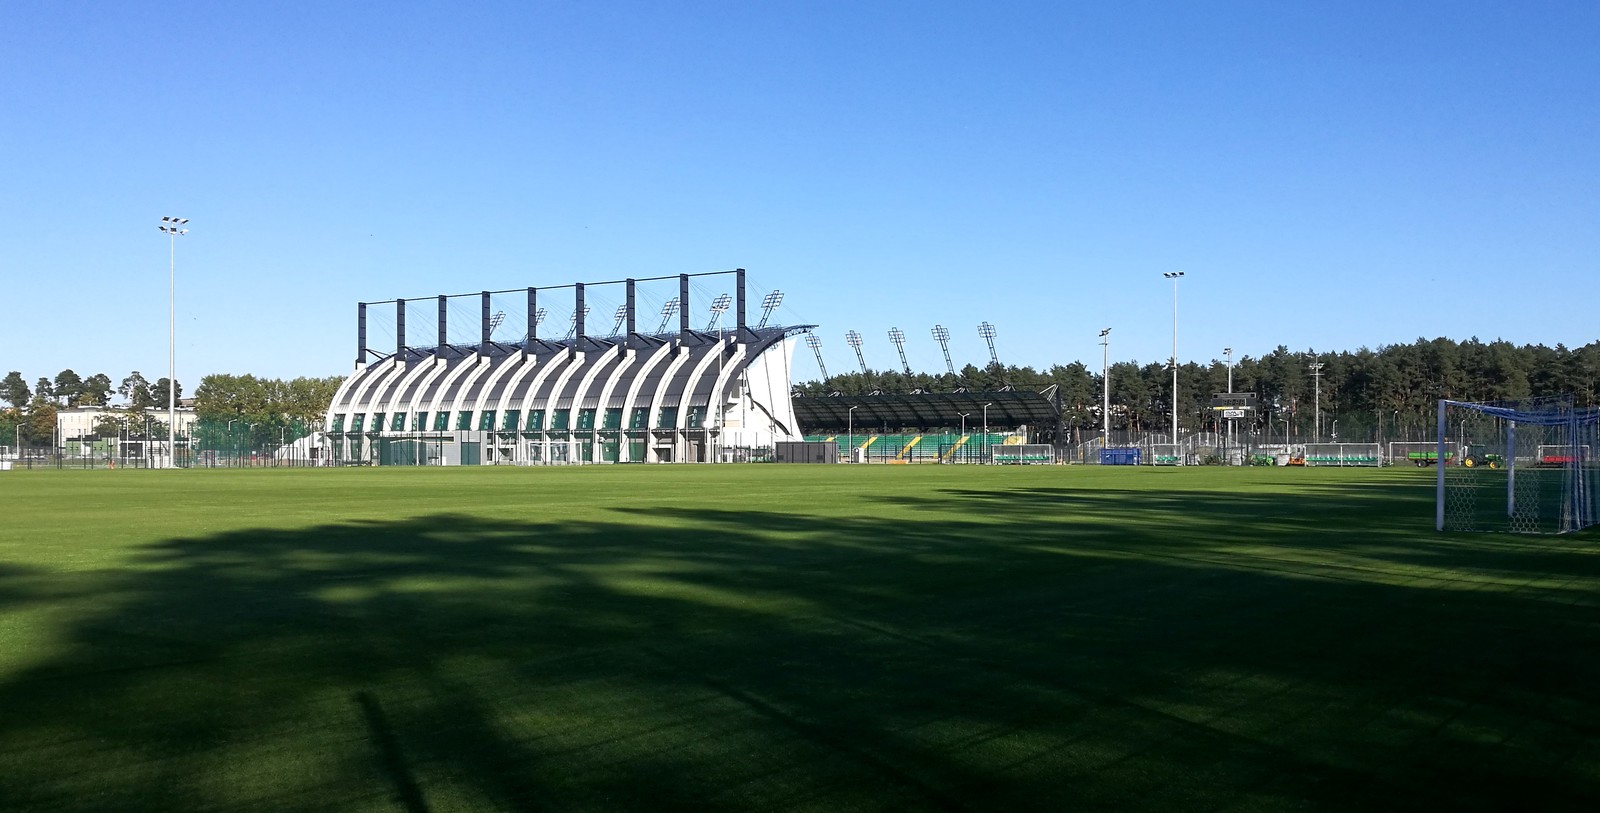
xmin=460 ymin=442 xmax=481 ymax=466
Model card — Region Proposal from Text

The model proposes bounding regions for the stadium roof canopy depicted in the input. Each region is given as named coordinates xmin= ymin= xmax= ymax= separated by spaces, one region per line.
xmin=790 ymin=387 xmax=1060 ymax=433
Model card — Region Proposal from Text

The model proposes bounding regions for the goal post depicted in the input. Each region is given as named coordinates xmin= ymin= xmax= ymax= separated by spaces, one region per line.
xmin=1438 ymin=396 xmax=1600 ymax=534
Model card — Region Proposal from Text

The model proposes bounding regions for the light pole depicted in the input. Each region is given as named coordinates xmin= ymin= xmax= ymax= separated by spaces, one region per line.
xmin=957 ymin=411 xmax=971 ymax=463
xmin=847 ymin=405 xmax=858 ymax=463
xmin=1307 ymin=357 xmax=1325 ymax=442
xmin=982 ymin=402 xmax=993 ymax=464
xmin=1223 ymin=346 xmax=1234 ymax=451
xmin=159 ymin=216 xmax=188 ymax=468
xmin=1099 ymin=328 xmax=1111 ymax=451
xmin=1332 ymin=419 xmax=1339 ymax=442
xmin=1163 ymin=272 xmax=1184 ymax=445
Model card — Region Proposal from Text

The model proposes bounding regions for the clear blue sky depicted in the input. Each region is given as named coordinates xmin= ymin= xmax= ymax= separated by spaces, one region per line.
xmin=3 ymin=1 xmax=1596 ymax=389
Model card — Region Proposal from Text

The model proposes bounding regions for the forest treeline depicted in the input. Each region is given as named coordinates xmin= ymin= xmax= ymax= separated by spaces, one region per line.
xmin=794 ymin=336 xmax=1600 ymax=439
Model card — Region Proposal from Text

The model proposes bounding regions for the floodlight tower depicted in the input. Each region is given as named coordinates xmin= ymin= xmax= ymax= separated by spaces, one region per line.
xmin=805 ymin=334 xmax=829 ymax=380
xmin=1224 ymin=346 xmax=1235 ymax=449
xmin=978 ymin=322 xmax=1000 ymax=367
xmin=489 ymin=310 xmax=506 ymax=337
xmin=887 ymin=328 xmax=911 ymax=375
xmin=756 ymin=290 xmax=783 ymax=329
xmin=845 ymin=330 xmax=868 ymax=375
xmin=1308 ymin=356 xmax=1325 ymax=441
xmin=1163 ymin=271 xmax=1185 ymax=443
xmin=1099 ymin=328 xmax=1112 ymax=449
xmin=931 ymin=325 xmax=955 ymax=375
xmin=609 ymin=304 xmax=627 ymax=336
xmin=527 ymin=308 xmax=547 ymax=342
xmin=655 ymin=298 xmax=679 ymax=333
xmin=706 ymin=293 xmax=731 ymax=330
xmin=563 ymin=306 xmax=590 ymax=340
xmin=158 ymin=216 xmax=189 ymax=467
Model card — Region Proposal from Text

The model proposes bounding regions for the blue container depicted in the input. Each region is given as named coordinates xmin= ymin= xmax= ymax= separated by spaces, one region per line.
xmin=1100 ymin=448 xmax=1142 ymax=466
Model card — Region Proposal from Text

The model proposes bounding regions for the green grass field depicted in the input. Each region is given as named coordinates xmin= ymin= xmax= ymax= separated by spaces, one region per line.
xmin=2 ymin=465 xmax=1598 ymax=811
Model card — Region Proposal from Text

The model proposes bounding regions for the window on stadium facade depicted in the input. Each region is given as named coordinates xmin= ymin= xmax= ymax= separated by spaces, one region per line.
xmin=391 ymin=413 xmax=406 ymax=431
xmin=603 ymin=408 xmax=622 ymax=429
xmin=657 ymin=407 xmax=678 ymax=428
xmin=478 ymin=410 xmax=496 ymax=431
xmin=351 ymin=414 xmax=365 ymax=433
xmin=332 ymin=414 xmax=345 ymax=432
xmin=371 ymin=414 xmax=385 ymax=433
xmin=551 ymin=409 xmax=570 ymax=430
xmin=629 ymin=407 xmax=649 ymax=429
xmin=526 ymin=410 xmax=545 ymax=431
xmin=502 ymin=410 xmax=520 ymax=431
xmin=433 ymin=412 xmax=450 ymax=431
xmin=414 ymin=412 xmax=428 ymax=431
xmin=456 ymin=411 xmax=473 ymax=430
xmin=576 ymin=409 xmax=596 ymax=430
xmin=686 ymin=406 xmax=704 ymax=429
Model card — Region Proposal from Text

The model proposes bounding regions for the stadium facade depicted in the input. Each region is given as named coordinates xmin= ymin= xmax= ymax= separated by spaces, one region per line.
xmin=325 ymin=270 xmax=809 ymax=465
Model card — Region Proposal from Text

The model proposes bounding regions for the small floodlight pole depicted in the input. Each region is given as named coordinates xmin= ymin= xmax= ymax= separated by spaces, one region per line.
xmin=1100 ymin=328 xmax=1112 ymax=450
xmin=1308 ymin=357 xmax=1325 ymax=442
xmin=982 ymin=402 xmax=994 ymax=464
xmin=1163 ymin=272 xmax=1184 ymax=444
xmin=845 ymin=330 xmax=868 ymax=375
xmin=888 ymin=328 xmax=911 ymax=376
xmin=958 ymin=412 xmax=971 ymax=462
xmin=847 ymin=405 xmax=859 ymax=463
xmin=1224 ymin=346 xmax=1234 ymax=450
xmin=757 ymin=290 xmax=783 ymax=329
xmin=158 ymin=216 xmax=189 ymax=468
xmin=978 ymin=322 xmax=1000 ymax=367
xmin=932 ymin=325 xmax=954 ymax=375
xmin=656 ymin=298 xmax=679 ymax=334
xmin=806 ymin=334 xmax=829 ymax=380
xmin=707 ymin=293 xmax=731 ymax=331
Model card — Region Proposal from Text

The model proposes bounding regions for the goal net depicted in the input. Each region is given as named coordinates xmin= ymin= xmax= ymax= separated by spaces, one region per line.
xmin=1438 ymin=397 xmax=1600 ymax=534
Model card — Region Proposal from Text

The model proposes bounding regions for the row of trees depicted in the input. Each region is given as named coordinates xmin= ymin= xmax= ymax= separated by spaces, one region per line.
xmin=794 ymin=337 xmax=1600 ymax=441
xmin=3 ymin=367 xmax=340 ymax=450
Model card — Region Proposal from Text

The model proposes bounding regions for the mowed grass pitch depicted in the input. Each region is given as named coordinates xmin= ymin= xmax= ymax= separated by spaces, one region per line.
xmin=2 ymin=466 xmax=1598 ymax=812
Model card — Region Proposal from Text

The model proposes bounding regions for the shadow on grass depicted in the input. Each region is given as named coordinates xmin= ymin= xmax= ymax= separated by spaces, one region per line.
xmin=2 ymin=479 xmax=1599 ymax=811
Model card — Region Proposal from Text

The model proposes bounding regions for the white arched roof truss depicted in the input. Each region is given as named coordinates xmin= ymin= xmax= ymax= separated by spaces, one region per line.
xmin=467 ymin=354 xmax=535 ymax=431
xmin=675 ymin=342 xmax=732 ymax=431
xmin=704 ymin=339 xmax=748 ymax=428
xmin=566 ymin=344 xmax=625 ymax=416
xmin=348 ymin=357 xmax=402 ymax=429
xmin=538 ymin=351 xmax=591 ymax=417
xmin=511 ymin=353 xmax=574 ymax=427
xmin=325 ymin=363 xmax=367 ymax=430
xmin=619 ymin=342 xmax=677 ymax=433
xmin=592 ymin=348 xmax=640 ymax=415
xmin=421 ymin=355 xmax=484 ymax=429
xmin=387 ymin=357 xmax=441 ymax=424
xmin=646 ymin=344 xmax=695 ymax=431
xmin=405 ymin=357 xmax=455 ymax=428
xmin=447 ymin=355 xmax=498 ymax=426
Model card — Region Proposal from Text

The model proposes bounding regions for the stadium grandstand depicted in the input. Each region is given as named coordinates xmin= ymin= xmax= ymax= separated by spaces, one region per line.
xmin=325 ymin=269 xmax=1064 ymax=465
xmin=325 ymin=270 xmax=809 ymax=464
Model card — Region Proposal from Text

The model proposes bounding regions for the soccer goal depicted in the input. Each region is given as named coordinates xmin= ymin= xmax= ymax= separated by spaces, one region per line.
xmin=1438 ymin=397 xmax=1600 ymax=533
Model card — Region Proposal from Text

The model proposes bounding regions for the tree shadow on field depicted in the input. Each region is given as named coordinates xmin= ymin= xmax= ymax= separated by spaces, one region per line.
xmin=1 ymin=480 xmax=1599 ymax=811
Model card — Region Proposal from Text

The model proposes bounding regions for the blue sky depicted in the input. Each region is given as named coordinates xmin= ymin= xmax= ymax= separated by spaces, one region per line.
xmin=2 ymin=1 xmax=1596 ymax=388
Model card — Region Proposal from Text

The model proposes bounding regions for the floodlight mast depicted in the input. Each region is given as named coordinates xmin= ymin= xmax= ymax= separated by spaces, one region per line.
xmin=158 ymin=216 xmax=189 ymax=467
xmin=756 ymin=290 xmax=783 ymax=329
xmin=1163 ymin=272 xmax=1185 ymax=444
xmin=609 ymin=305 xmax=627 ymax=336
xmin=931 ymin=325 xmax=954 ymax=375
xmin=489 ymin=310 xmax=506 ymax=336
xmin=706 ymin=293 xmax=731 ymax=331
xmin=1099 ymin=328 xmax=1111 ymax=450
xmin=655 ymin=298 xmax=679 ymax=333
xmin=888 ymin=328 xmax=911 ymax=375
xmin=1224 ymin=346 xmax=1235 ymax=449
xmin=978 ymin=322 xmax=999 ymax=367
xmin=563 ymin=306 xmax=590 ymax=340
xmin=845 ymin=330 xmax=868 ymax=375
xmin=805 ymin=333 xmax=829 ymax=380
xmin=1308 ymin=356 xmax=1325 ymax=441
